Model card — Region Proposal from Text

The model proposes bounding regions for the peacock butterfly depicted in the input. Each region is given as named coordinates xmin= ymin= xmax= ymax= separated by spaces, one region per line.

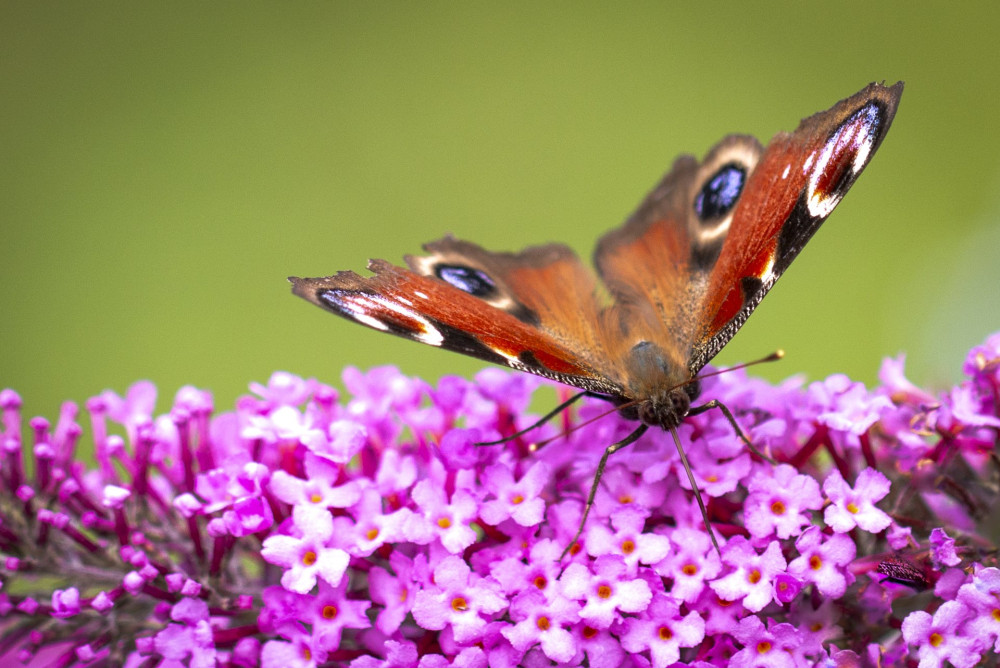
xmin=290 ymin=81 xmax=903 ymax=548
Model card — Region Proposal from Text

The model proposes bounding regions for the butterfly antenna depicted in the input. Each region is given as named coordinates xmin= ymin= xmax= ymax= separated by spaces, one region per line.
xmin=532 ymin=399 xmax=640 ymax=451
xmin=475 ymin=390 xmax=589 ymax=446
xmin=670 ymin=425 xmax=721 ymax=556
xmin=697 ymin=349 xmax=785 ymax=380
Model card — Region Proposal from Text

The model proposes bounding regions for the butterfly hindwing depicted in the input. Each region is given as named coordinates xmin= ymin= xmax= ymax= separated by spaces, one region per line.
xmin=592 ymin=136 xmax=766 ymax=386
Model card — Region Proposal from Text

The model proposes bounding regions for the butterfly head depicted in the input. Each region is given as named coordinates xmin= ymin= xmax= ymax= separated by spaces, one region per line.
xmin=613 ymin=382 xmax=700 ymax=431
xmin=640 ymin=383 xmax=701 ymax=430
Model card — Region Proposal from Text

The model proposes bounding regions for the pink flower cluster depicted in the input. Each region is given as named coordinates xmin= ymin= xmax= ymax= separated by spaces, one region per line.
xmin=2 ymin=334 xmax=1000 ymax=666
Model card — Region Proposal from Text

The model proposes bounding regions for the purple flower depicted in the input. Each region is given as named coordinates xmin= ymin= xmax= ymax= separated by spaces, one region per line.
xmin=773 ymin=572 xmax=802 ymax=604
xmin=929 ymin=527 xmax=962 ymax=569
xmin=710 ymin=537 xmax=788 ymax=613
xmin=584 ymin=506 xmax=671 ymax=573
xmin=571 ymin=623 xmax=625 ymax=668
xmin=790 ymin=598 xmax=842 ymax=655
xmin=879 ymin=354 xmax=937 ymax=405
xmin=787 ymin=527 xmax=856 ymax=597
xmin=730 ymin=615 xmax=800 ymax=668
xmin=808 ymin=375 xmax=893 ymax=437
xmin=587 ymin=460 xmax=670 ymax=522
xmin=250 ymin=371 xmax=318 ymax=407
xmin=411 ymin=555 xmax=507 ymax=644
xmin=619 ymin=592 xmax=705 ymax=668
xmin=501 ymin=587 xmax=580 ymax=663
xmin=369 ymin=551 xmax=425 ymax=635
xmin=743 ymin=463 xmax=823 ymax=539
xmin=654 ymin=527 xmax=721 ymax=603
xmin=560 ymin=554 xmax=652 ymax=629
xmin=153 ymin=598 xmax=216 ymax=668
xmin=410 ymin=479 xmax=479 ymax=554
xmin=822 ymin=467 xmax=892 ymax=534
xmin=261 ymin=633 xmax=326 ymax=667
xmin=308 ymin=578 xmax=372 ymax=652
xmin=687 ymin=449 xmax=753 ymax=498
xmin=901 ymin=600 xmax=981 ymax=668
xmin=260 ymin=504 xmax=350 ymax=593
xmin=956 ymin=567 xmax=1000 ymax=653
xmin=488 ymin=538 xmax=563 ymax=597
xmin=964 ymin=331 xmax=1000 ymax=381
xmin=479 ymin=461 xmax=548 ymax=527
xmin=352 ymin=502 xmax=419 ymax=562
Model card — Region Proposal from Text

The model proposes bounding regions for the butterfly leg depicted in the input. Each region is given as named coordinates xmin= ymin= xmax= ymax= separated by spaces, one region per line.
xmin=688 ymin=399 xmax=775 ymax=464
xmin=561 ymin=423 xmax=649 ymax=561
xmin=668 ymin=425 xmax=721 ymax=555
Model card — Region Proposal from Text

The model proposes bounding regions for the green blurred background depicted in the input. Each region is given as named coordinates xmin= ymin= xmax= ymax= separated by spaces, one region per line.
xmin=3 ymin=3 xmax=1000 ymax=420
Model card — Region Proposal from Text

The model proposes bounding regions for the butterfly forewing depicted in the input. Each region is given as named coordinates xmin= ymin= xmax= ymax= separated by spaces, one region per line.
xmin=290 ymin=254 xmax=625 ymax=396
xmin=689 ymin=82 xmax=902 ymax=371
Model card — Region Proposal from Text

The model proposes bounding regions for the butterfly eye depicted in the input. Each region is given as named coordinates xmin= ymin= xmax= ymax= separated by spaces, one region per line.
xmin=694 ymin=163 xmax=746 ymax=221
xmin=435 ymin=264 xmax=497 ymax=298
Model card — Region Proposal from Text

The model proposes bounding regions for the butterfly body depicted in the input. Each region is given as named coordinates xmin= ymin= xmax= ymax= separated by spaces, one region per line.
xmin=291 ymin=82 xmax=902 ymax=436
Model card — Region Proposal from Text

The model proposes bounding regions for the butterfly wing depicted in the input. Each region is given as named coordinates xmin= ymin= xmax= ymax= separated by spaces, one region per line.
xmin=690 ymin=82 xmax=902 ymax=371
xmin=293 ymin=83 xmax=902 ymax=401
xmin=594 ymin=82 xmax=903 ymax=381
xmin=290 ymin=237 xmax=626 ymax=396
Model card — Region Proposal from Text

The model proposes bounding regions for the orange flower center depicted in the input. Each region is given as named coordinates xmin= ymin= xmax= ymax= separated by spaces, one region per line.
xmin=451 ymin=596 xmax=468 ymax=612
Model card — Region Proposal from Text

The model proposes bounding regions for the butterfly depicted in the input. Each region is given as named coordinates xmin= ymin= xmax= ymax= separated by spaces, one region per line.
xmin=290 ymin=81 xmax=903 ymax=549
